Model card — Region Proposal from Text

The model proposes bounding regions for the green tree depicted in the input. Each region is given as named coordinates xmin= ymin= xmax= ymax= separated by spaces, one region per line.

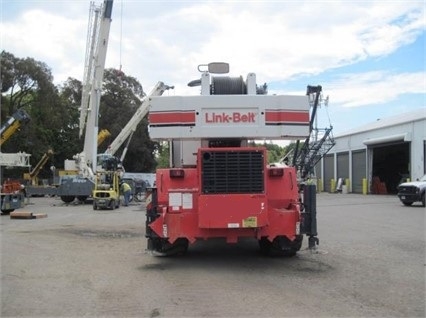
xmin=99 ymin=68 xmax=157 ymax=172
xmin=1 ymin=52 xmax=168 ymax=179
xmin=54 ymin=77 xmax=85 ymax=167
xmin=1 ymin=51 xmax=74 ymax=179
xmin=155 ymin=141 xmax=170 ymax=168
xmin=249 ymin=141 xmax=286 ymax=164
xmin=265 ymin=142 xmax=286 ymax=163
xmin=282 ymin=141 xmax=305 ymax=165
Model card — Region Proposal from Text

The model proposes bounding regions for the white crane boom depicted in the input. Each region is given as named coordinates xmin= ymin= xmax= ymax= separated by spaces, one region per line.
xmin=75 ymin=0 xmax=113 ymax=178
xmin=105 ymin=81 xmax=172 ymax=157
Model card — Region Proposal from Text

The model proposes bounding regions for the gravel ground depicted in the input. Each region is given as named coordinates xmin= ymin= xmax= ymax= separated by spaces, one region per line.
xmin=1 ymin=193 xmax=425 ymax=317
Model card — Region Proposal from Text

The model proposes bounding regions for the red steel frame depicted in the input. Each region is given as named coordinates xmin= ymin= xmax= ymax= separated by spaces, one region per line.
xmin=148 ymin=147 xmax=302 ymax=245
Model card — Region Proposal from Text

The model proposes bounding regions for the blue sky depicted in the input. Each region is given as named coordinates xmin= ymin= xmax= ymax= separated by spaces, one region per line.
xmin=274 ymin=30 xmax=425 ymax=134
xmin=1 ymin=0 xmax=425 ymax=138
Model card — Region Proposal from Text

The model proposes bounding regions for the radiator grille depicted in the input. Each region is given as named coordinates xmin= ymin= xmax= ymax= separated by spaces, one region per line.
xmin=201 ymin=150 xmax=264 ymax=194
xmin=398 ymin=186 xmax=418 ymax=194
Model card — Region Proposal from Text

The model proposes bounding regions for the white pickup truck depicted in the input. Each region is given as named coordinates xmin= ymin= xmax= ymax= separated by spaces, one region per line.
xmin=397 ymin=175 xmax=426 ymax=207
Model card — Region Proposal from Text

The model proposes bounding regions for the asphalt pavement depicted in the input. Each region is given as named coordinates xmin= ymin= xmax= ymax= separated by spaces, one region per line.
xmin=1 ymin=193 xmax=425 ymax=317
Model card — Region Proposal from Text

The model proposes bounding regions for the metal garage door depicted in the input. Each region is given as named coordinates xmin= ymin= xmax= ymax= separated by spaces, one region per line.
xmin=314 ymin=159 xmax=323 ymax=191
xmin=323 ymin=154 xmax=334 ymax=193
xmin=314 ymin=160 xmax=322 ymax=178
xmin=352 ymin=150 xmax=366 ymax=193
xmin=337 ymin=152 xmax=349 ymax=180
xmin=424 ymin=141 xmax=426 ymax=174
xmin=370 ymin=142 xmax=409 ymax=194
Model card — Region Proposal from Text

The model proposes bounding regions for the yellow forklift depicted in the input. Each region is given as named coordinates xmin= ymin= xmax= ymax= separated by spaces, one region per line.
xmin=92 ymin=171 xmax=120 ymax=210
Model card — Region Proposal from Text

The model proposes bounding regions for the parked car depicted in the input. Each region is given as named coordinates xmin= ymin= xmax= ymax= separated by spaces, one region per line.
xmin=397 ymin=175 xmax=426 ymax=207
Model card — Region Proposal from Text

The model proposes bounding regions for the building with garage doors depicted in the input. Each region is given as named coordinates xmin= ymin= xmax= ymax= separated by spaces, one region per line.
xmin=316 ymin=108 xmax=426 ymax=194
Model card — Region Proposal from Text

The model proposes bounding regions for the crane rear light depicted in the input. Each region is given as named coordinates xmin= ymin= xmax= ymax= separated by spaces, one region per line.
xmin=269 ymin=168 xmax=284 ymax=177
xmin=170 ymin=169 xmax=185 ymax=178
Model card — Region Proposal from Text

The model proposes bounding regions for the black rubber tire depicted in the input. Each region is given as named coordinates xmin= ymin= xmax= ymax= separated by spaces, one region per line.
xmin=259 ymin=237 xmax=272 ymax=256
xmin=61 ymin=196 xmax=75 ymax=203
xmin=110 ymin=200 xmax=115 ymax=210
xmin=259 ymin=235 xmax=303 ymax=257
xmin=422 ymin=193 xmax=425 ymax=207
xmin=152 ymin=238 xmax=189 ymax=256
xmin=402 ymin=201 xmax=413 ymax=206
xmin=93 ymin=203 xmax=97 ymax=210
xmin=77 ymin=196 xmax=88 ymax=203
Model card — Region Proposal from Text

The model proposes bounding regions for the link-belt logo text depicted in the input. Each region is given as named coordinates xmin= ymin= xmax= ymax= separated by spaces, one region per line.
xmin=205 ymin=112 xmax=256 ymax=123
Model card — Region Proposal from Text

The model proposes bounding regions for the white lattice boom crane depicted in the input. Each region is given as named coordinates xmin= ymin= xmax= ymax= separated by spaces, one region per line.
xmin=75 ymin=0 xmax=113 ymax=178
xmin=104 ymin=81 xmax=173 ymax=161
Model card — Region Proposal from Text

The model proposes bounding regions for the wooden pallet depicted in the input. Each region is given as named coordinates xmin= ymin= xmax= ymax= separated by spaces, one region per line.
xmin=10 ymin=211 xmax=48 ymax=219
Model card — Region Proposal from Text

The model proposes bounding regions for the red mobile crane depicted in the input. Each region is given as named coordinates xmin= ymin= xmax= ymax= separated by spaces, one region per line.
xmin=145 ymin=63 xmax=322 ymax=256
